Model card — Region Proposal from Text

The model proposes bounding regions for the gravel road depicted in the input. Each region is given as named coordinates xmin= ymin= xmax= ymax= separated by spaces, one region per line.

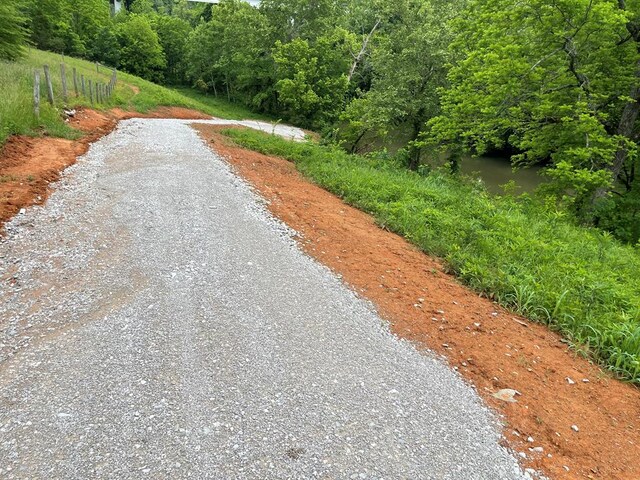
xmin=0 ymin=119 xmax=528 ymax=479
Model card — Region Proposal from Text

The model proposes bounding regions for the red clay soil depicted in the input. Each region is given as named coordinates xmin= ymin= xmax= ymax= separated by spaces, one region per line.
xmin=0 ymin=107 xmax=210 ymax=228
xmin=194 ymin=124 xmax=640 ymax=480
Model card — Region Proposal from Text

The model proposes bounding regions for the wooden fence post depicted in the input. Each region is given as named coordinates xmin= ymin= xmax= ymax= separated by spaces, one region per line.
xmin=88 ymin=79 xmax=93 ymax=105
xmin=33 ymin=70 xmax=40 ymax=118
xmin=60 ymin=64 xmax=68 ymax=103
xmin=43 ymin=65 xmax=54 ymax=105
xmin=72 ymin=67 xmax=78 ymax=96
xmin=81 ymin=75 xmax=86 ymax=96
xmin=96 ymin=62 xmax=99 ymax=74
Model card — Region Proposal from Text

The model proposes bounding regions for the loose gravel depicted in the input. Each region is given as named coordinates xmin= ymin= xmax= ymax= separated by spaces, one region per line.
xmin=0 ymin=119 xmax=528 ymax=479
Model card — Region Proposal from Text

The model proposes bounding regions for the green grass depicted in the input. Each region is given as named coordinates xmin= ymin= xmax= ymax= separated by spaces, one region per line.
xmin=221 ymin=127 xmax=640 ymax=383
xmin=172 ymin=87 xmax=273 ymax=121
xmin=0 ymin=48 xmax=266 ymax=146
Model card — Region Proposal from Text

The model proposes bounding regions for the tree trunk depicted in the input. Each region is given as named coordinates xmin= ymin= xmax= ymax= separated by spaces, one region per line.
xmin=612 ymin=57 xmax=640 ymax=180
xmin=348 ymin=19 xmax=381 ymax=84
xmin=350 ymin=128 xmax=369 ymax=154
xmin=407 ymin=121 xmax=422 ymax=171
xmin=591 ymin=6 xmax=639 ymax=204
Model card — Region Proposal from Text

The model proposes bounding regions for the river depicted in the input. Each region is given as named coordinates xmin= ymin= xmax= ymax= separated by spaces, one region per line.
xmin=460 ymin=154 xmax=544 ymax=194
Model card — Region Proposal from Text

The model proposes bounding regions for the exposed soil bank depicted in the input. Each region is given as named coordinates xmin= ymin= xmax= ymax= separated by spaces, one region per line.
xmin=0 ymin=107 xmax=210 ymax=229
xmin=195 ymin=124 xmax=640 ymax=480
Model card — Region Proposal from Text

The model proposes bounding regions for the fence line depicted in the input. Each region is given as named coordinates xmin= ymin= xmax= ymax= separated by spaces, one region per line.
xmin=33 ymin=71 xmax=40 ymax=118
xmin=33 ymin=62 xmax=118 ymax=116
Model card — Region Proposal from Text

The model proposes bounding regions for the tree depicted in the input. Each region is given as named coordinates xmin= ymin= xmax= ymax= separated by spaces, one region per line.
xmin=429 ymin=0 xmax=640 ymax=221
xmin=259 ymin=0 xmax=347 ymax=43
xmin=185 ymin=0 xmax=272 ymax=105
xmin=151 ymin=15 xmax=191 ymax=84
xmin=129 ymin=0 xmax=155 ymax=14
xmin=341 ymin=0 xmax=460 ymax=167
xmin=25 ymin=0 xmax=109 ymax=56
xmin=273 ymin=28 xmax=354 ymax=128
xmin=0 ymin=0 xmax=28 ymax=61
xmin=116 ymin=14 xmax=166 ymax=82
xmin=90 ymin=26 xmax=120 ymax=67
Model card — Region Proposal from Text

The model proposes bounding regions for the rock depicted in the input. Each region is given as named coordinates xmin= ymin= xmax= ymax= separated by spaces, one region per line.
xmin=566 ymin=377 xmax=576 ymax=385
xmin=492 ymin=389 xmax=520 ymax=403
xmin=19 ymin=208 xmax=26 ymax=215
xmin=571 ymin=425 xmax=579 ymax=432
xmin=529 ymin=446 xmax=544 ymax=453
xmin=527 ymin=436 xmax=534 ymax=443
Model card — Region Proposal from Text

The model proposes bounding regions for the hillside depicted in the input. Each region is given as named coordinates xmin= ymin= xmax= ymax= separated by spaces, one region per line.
xmin=0 ymin=48 xmax=269 ymax=147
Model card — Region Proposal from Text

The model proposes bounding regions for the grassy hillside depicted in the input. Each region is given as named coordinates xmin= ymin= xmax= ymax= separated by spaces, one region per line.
xmin=221 ymin=127 xmax=640 ymax=383
xmin=0 ymin=49 xmax=270 ymax=146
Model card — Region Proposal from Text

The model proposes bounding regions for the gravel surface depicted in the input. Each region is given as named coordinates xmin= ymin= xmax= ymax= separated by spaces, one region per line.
xmin=0 ymin=119 xmax=528 ymax=479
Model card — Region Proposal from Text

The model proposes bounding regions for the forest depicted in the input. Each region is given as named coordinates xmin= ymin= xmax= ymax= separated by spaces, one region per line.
xmin=1 ymin=0 xmax=639 ymax=380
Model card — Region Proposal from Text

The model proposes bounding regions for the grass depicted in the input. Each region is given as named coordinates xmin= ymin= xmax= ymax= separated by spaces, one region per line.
xmin=0 ymin=48 xmax=266 ymax=146
xmin=221 ymin=127 xmax=640 ymax=383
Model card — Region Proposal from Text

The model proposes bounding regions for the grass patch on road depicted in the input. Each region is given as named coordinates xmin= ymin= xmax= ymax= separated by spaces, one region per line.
xmin=0 ymin=49 xmax=264 ymax=147
xmin=221 ymin=127 xmax=640 ymax=383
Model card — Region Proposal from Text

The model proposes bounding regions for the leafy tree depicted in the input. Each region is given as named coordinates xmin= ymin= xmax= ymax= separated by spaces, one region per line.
xmin=260 ymin=0 xmax=347 ymax=42
xmin=429 ymin=0 xmax=640 ymax=220
xmin=341 ymin=0 xmax=460 ymax=167
xmin=69 ymin=0 xmax=111 ymax=45
xmin=90 ymin=26 xmax=120 ymax=67
xmin=185 ymin=0 xmax=272 ymax=105
xmin=129 ymin=0 xmax=155 ymax=14
xmin=115 ymin=14 xmax=166 ymax=82
xmin=25 ymin=0 xmax=109 ymax=56
xmin=273 ymin=29 xmax=354 ymax=128
xmin=0 ymin=0 xmax=28 ymax=61
xmin=151 ymin=15 xmax=191 ymax=84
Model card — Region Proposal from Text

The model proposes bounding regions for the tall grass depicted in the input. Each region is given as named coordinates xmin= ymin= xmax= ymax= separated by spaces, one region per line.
xmin=221 ymin=127 xmax=640 ymax=383
xmin=0 ymin=48 xmax=267 ymax=146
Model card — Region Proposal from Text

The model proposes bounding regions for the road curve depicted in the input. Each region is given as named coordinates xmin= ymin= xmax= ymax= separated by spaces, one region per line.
xmin=0 ymin=119 xmax=527 ymax=479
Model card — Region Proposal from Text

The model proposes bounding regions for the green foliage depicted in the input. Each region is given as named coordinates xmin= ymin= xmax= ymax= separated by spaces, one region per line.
xmin=260 ymin=0 xmax=344 ymax=42
xmin=341 ymin=0 xmax=459 ymax=164
xmin=26 ymin=0 xmax=110 ymax=56
xmin=151 ymin=15 xmax=190 ymax=84
xmin=115 ymin=14 xmax=166 ymax=83
xmin=222 ymin=127 xmax=640 ymax=382
xmin=429 ymin=0 xmax=640 ymax=223
xmin=129 ymin=0 xmax=155 ymax=15
xmin=273 ymin=29 xmax=354 ymax=128
xmin=0 ymin=0 xmax=28 ymax=61
xmin=89 ymin=27 xmax=120 ymax=67
xmin=184 ymin=0 xmax=272 ymax=105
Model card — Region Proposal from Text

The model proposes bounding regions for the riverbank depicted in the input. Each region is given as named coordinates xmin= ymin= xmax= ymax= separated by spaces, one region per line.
xmin=215 ymin=126 xmax=640 ymax=384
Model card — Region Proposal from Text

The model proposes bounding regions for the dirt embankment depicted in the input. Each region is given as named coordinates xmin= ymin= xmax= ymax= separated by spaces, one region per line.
xmin=194 ymin=124 xmax=640 ymax=480
xmin=0 ymin=107 xmax=210 ymax=228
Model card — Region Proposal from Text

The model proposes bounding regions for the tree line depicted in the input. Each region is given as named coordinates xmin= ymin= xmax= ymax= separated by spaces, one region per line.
xmin=1 ymin=0 xmax=639 ymax=244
